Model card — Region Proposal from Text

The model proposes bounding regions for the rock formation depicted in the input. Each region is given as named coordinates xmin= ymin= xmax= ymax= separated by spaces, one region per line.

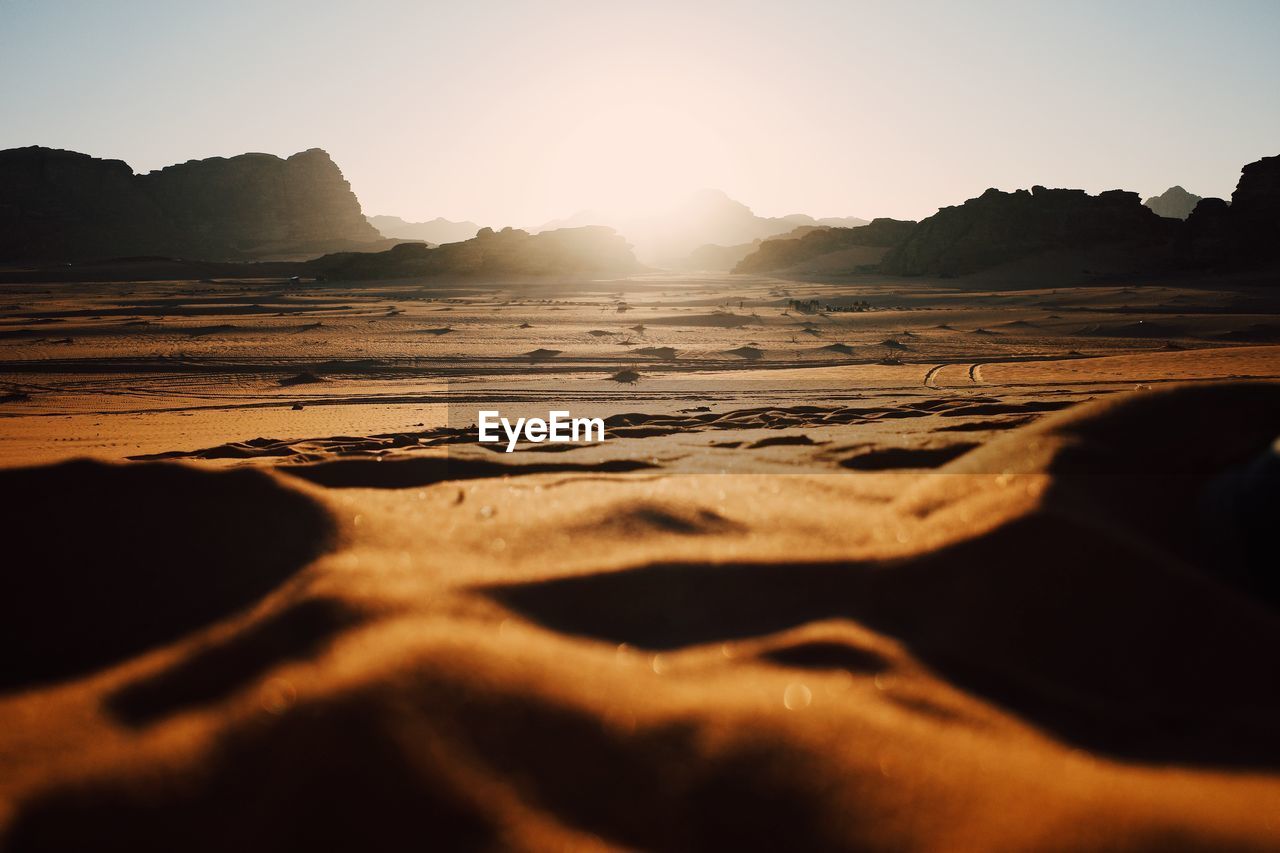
xmin=0 ymin=146 xmax=389 ymax=262
xmin=1178 ymin=198 xmax=1233 ymax=267
xmin=879 ymin=186 xmax=1176 ymax=277
xmin=1180 ymin=155 xmax=1280 ymax=269
xmin=1144 ymin=186 xmax=1202 ymax=220
xmin=310 ymin=225 xmax=640 ymax=279
xmin=679 ymin=240 xmax=763 ymax=272
xmin=531 ymin=190 xmax=868 ymax=266
xmin=674 ymin=226 xmax=819 ymax=272
xmin=367 ymin=215 xmax=480 ymax=245
xmin=733 ymin=218 xmax=916 ymax=273
xmin=1228 ymin=155 xmax=1280 ymax=264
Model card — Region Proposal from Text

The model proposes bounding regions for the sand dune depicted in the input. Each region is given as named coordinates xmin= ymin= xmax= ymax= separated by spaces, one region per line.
xmin=2 ymin=271 xmax=1279 ymax=849
xmin=1 ymin=383 xmax=1279 ymax=850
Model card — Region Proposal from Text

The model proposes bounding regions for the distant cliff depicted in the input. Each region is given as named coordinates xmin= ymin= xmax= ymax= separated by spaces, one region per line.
xmin=879 ymin=186 xmax=1175 ymax=277
xmin=0 ymin=146 xmax=390 ymax=262
xmin=309 ymin=225 xmax=640 ymax=279
xmin=367 ymin=215 xmax=480 ymax=245
xmin=1180 ymin=155 xmax=1280 ymax=269
xmin=733 ymin=219 xmax=916 ymax=274
xmin=1144 ymin=185 xmax=1202 ymax=220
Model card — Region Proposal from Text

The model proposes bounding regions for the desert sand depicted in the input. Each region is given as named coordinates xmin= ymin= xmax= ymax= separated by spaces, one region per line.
xmin=2 ymin=271 xmax=1279 ymax=850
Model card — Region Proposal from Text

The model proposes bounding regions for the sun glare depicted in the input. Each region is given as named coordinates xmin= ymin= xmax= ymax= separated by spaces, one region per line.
xmin=542 ymin=98 xmax=732 ymax=220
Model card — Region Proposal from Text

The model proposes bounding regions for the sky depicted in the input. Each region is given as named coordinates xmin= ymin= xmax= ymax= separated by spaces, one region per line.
xmin=2 ymin=0 xmax=1279 ymax=227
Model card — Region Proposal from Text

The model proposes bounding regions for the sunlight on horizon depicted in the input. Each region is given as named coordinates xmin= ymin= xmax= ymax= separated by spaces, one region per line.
xmin=2 ymin=0 xmax=1279 ymax=226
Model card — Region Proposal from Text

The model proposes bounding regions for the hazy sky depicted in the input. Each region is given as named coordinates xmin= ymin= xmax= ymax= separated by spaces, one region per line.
xmin=3 ymin=0 xmax=1278 ymax=226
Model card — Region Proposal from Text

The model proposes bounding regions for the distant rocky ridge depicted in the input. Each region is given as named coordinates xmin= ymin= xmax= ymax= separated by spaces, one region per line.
xmin=869 ymin=157 xmax=1278 ymax=279
xmin=878 ymin=186 xmax=1177 ymax=277
xmin=367 ymin=215 xmax=480 ymax=245
xmin=733 ymin=218 xmax=916 ymax=274
xmin=6 ymin=144 xmax=1275 ymax=280
xmin=533 ymin=190 xmax=868 ymax=266
xmin=678 ymin=226 xmax=824 ymax=272
xmin=0 ymin=146 xmax=392 ymax=262
xmin=1227 ymin=155 xmax=1280 ymax=264
xmin=1180 ymin=155 xmax=1280 ymax=269
xmin=1144 ymin=186 xmax=1202 ymax=220
xmin=309 ymin=225 xmax=640 ymax=279
xmin=680 ymin=240 xmax=766 ymax=272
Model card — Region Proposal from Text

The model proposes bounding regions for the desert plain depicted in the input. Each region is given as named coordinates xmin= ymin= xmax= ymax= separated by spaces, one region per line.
xmin=1 ymin=266 xmax=1279 ymax=850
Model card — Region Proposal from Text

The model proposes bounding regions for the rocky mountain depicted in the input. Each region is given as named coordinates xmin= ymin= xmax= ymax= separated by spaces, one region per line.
xmin=679 ymin=241 xmax=762 ymax=272
xmin=1180 ymin=155 xmax=1280 ymax=269
xmin=675 ymin=226 xmax=823 ymax=272
xmin=1227 ymin=155 xmax=1280 ymax=262
xmin=879 ymin=186 xmax=1176 ymax=277
xmin=792 ymin=214 xmax=870 ymax=229
xmin=532 ymin=190 xmax=867 ymax=266
xmin=733 ymin=218 xmax=916 ymax=274
xmin=310 ymin=225 xmax=640 ymax=280
xmin=0 ymin=146 xmax=391 ymax=262
xmin=1144 ymin=186 xmax=1202 ymax=220
xmin=367 ymin=215 xmax=480 ymax=245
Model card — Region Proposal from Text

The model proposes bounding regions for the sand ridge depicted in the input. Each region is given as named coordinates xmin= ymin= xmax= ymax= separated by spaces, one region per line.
xmin=1 ymin=383 xmax=1279 ymax=850
xmin=2 ymin=272 xmax=1280 ymax=849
